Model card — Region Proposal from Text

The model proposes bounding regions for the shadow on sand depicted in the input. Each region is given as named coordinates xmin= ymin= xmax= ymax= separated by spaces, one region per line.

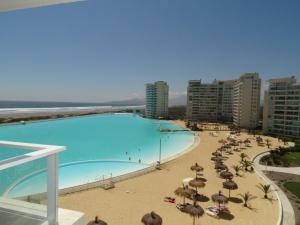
xmin=219 ymin=211 xmax=235 ymax=220
xmin=229 ymin=197 xmax=243 ymax=203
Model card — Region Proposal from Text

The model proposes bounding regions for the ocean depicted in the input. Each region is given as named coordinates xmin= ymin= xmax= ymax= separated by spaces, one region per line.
xmin=0 ymin=100 xmax=117 ymax=108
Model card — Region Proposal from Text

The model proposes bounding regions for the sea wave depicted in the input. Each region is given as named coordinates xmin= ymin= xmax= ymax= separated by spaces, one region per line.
xmin=0 ymin=105 xmax=144 ymax=115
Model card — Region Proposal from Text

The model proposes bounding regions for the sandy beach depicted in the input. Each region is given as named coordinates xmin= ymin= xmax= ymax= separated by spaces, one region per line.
xmin=59 ymin=120 xmax=283 ymax=225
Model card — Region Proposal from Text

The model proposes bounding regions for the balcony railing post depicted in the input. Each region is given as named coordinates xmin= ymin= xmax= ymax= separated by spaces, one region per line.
xmin=47 ymin=154 xmax=59 ymax=225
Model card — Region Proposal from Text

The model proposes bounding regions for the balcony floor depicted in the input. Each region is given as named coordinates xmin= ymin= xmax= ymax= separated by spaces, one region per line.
xmin=0 ymin=209 xmax=44 ymax=225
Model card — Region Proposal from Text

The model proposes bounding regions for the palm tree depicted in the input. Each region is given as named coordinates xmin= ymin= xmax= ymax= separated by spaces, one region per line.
xmin=241 ymin=160 xmax=253 ymax=172
xmin=232 ymin=165 xmax=242 ymax=176
xmin=240 ymin=153 xmax=248 ymax=162
xmin=257 ymin=183 xmax=272 ymax=199
xmin=265 ymin=139 xmax=271 ymax=149
xmin=238 ymin=192 xmax=256 ymax=207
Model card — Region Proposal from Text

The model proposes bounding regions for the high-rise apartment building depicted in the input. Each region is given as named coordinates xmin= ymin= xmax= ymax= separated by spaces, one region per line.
xmin=145 ymin=81 xmax=169 ymax=119
xmin=233 ymin=73 xmax=261 ymax=129
xmin=187 ymin=73 xmax=261 ymax=129
xmin=186 ymin=79 xmax=235 ymax=122
xmin=263 ymin=76 xmax=300 ymax=138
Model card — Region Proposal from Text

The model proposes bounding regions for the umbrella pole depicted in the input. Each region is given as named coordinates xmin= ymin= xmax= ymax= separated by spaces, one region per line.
xmin=193 ymin=216 xmax=195 ymax=225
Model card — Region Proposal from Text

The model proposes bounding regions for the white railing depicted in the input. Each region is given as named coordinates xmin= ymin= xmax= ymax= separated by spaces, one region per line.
xmin=0 ymin=141 xmax=65 ymax=225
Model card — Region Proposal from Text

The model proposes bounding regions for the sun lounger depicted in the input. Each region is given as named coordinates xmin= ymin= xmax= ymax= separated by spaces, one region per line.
xmin=176 ymin=203 xmax=190 ymax=212
xmin=164 ymin=197 xmax=175 ymax=203
xmin=206 ymin=207 xmax=219 ymax=218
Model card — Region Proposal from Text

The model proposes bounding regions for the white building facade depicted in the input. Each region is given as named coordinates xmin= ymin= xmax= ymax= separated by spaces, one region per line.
xmin=187 ymin=73 xmax=261 ymax=129
xmin=233 ymin=73 xmax=261 ymax=129
xmin=263 ymin=76 xmax=300 ymax=138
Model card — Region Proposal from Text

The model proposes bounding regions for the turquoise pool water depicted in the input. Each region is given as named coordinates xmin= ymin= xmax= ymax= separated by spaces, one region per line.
xmin=0 ymin=113 xmax=194 ymax=197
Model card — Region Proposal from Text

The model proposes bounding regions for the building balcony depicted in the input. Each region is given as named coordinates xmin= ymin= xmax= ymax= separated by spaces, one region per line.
xmin=0 ymin=141 xmax=85 ymax=225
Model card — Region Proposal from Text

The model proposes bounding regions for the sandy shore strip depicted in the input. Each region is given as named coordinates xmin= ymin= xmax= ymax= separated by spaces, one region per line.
xmin=59 ymin=121 xmax=283 ymax=225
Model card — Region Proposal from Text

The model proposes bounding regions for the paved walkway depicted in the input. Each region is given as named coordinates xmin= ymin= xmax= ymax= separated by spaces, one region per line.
xmin=253 ymin=151 xmax=298 ymax=225
xmin=254 ymin=152 xmax=300 ymax=175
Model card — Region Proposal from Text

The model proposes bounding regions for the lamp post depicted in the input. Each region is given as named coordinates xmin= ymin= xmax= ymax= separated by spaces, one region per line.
xmin=156 ymin=138 xmax=162 ymax=170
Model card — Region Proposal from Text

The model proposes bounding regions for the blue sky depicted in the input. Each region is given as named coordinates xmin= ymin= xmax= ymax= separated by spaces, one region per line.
xmin=0 ymin=0 xmax=299 ymax=102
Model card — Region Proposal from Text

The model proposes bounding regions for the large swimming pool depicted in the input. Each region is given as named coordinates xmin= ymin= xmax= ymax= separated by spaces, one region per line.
xmin=0 ymin=113 xmax=194 ymax=197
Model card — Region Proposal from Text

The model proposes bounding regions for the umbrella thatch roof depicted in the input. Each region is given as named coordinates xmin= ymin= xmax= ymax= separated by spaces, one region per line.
xmin=212 ymin=151 xmax=222 ymax=157
xmin=220 ymin=171 xmax=233 ymax=180
xmin=184 ymin=202 xmax=204 ymax=217
xmin=211 ymin=191 xmax=228 ymax=204
xmin=215 ymin=163 xmax=228 ymax=170
xmin=218 ymin=139 xmax=227 ymax=144
xmin=174 ymin=187 xmax=196 ymax=198
xmin=190 ymin=163 xmax=203 ymax=172
xmin=141 ymin=211 xmax=162 ymax=225
xmin=189 ymin=179 xmax=205 ymax=189
xmin=223 ymin=180 xmax=238 ymax=190
xmin=211 ymin=156 xmax=223 ymax=162
xmin=87 ymin=216 xmax=108 ymax=225
xmin=195 ymin=177 xmax=207 ymax=182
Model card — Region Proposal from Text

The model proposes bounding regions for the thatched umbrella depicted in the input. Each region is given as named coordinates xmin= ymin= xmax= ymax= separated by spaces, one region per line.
xmin=215 ymin=163 xmax=228 ymax=171
xmin=190 ymin=163 xmax=203 ymax=178
xmin=189 ymin=179 xmax=205 ymax=192
xmin=211 ymin=156 xmax=222 ymax=162
xmin=195 ymin=177 xmax=207 ymax=182
xmin=87 ymin=216 xmax=108 ymax=225
xmin=175 ymin=187 xmax=196 ymax=204
xmin=184 ymin=202 xmax=204 ymax=225
xmin=141 ymin=211 xmax=162 ymax=225
xmin=244 ymin=139 xmax=251 ymax=144
xmin=220 ymin=171 xmax=233 ymax=180
xmin=218 ymin=139 xmax=227 ymax=144
xmin=223 ymin=180 xmax=238 ymax=198
xmin=212 ymin=151 xmax=222 ymax=157
xmin=212 ymin=191 xmax=228 ymax=208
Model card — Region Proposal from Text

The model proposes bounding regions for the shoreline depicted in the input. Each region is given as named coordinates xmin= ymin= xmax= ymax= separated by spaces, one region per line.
xmin=0 ymin=106 xmax=143 ymax=125
xmin=1 ymin=117 xmax=196 ymax=200
xmin=60 ymin=129 xmax=283 ymax=225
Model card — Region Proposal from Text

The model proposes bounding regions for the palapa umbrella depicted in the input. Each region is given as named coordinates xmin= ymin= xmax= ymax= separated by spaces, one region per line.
xmin=218 ymin=139 xmax=227 ymax=144
xmin=212 ymin=151 xmax=222 ymax=157
xmin=212 ymin=191 xmax=228 ymax=203
xmin=195 ymin=177 xmax=207 ymax=182
xmin=211 ymin=156 xmax=222 ymax=162
xmin=220 ymin=171 xmax=233 ymax=180
xmin=244 ymin=139 xmax=251 ymax=144
xmin=190 ymin=163 xmax=203 ymax=178
xmin=212 ymin=191 xmax=228 ymax=208
xmin=174 ymin=187 xmax=196 ymax=204
xmin=184 ymin=202 xmax=204 ymax=225
xmin=215 ymin=163 xmax=228 ymax=171
xmin=87 ymin=216 xmax=108 ymax=225
xmin=141 ymin=211 xmax=162 ymax=225
xmin=189 ymin=179 xmax=205 ymax=192
xmin=223 ymin=180 xmax=238 ymax=198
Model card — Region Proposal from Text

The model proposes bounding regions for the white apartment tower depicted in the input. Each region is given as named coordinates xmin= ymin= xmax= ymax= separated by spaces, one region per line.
xmin=145 ymin=81 xmax=169 ymax=119
xmin=233 ymin=73 xmax=261 ymax=129
xmin=186 ymin=79 xmax=235 ymax=122
xmin=263 ymin=76 xmax=300 ymax=138
xmin=187 ymin=73 xmax=261 ymax=129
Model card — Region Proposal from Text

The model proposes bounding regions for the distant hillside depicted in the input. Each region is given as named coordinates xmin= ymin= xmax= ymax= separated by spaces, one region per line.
xmin=101 ymin=98 xmax=145 ymax=106
xmin=105 ymin=94 xmax=187 ymax=107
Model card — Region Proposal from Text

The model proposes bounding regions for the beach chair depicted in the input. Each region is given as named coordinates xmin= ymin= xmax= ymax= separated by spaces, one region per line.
xmin=206 ymin=207 xmax=219 ymax=218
